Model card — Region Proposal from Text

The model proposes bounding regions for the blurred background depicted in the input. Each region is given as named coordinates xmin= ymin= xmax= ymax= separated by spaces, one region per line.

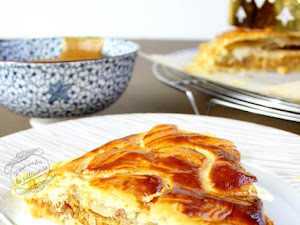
xmin=0 ymin=0 xmax=229 ymax=40
xmin=1 ymin=0 xmax=299 ymax=136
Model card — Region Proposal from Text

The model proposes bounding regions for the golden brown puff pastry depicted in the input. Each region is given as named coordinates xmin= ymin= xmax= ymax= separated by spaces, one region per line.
xmin=13 ymin=124 xmax=273 ymax=225
xmin=185 ymin=28 xmax=300 ymax=74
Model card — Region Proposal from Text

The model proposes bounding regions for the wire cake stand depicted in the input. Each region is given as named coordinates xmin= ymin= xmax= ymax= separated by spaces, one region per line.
xmin=152 ymin=63 xmax=300 ymax=122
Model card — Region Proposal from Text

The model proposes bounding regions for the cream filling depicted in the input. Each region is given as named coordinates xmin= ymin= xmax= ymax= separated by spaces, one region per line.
xmin=231 ymin=46 xmax=300 ymax=62
xmin=273 ymin=38 xmax=300 ymax=48
xmin=232 ymin=47 xmax=253 ymax=62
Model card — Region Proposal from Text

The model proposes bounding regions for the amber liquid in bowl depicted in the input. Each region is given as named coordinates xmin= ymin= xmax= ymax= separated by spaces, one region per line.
xmin=33 ymin=37 xmax=105 ymax=62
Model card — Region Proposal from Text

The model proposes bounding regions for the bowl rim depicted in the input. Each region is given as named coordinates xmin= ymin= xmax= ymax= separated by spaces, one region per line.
xmin=0 ymin=37 xmax=140 ymax=65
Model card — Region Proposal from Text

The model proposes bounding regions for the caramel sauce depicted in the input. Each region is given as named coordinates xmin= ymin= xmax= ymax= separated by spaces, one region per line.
xmin=59 ymin=124 xmax=267 ymax=224
xmin=33 ymin=37 xmax=104 ymax=62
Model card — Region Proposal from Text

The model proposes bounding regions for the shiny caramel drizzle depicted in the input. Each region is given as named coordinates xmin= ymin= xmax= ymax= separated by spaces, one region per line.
xmin=57 ymin=124 xmax=268 ymax=224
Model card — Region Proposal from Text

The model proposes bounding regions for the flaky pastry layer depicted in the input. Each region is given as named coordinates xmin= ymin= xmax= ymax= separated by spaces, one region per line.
xmin=185 ymin=28 xmax=300 ymax=74
xmin=13 ymin=124 xmax=273 ymax=225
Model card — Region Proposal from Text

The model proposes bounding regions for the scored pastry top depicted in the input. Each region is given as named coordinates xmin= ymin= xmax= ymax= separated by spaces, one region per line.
xmin=52 ymin=124 xmax=271 ymax=225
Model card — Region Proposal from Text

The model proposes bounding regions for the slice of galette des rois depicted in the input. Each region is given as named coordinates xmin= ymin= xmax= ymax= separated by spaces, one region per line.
xmin=13 ymin=124 xmax=273 ymax=225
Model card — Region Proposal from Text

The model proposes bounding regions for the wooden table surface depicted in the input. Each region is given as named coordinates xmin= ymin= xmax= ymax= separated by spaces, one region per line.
xmin=0 ymin=40 xmax=299 ymax=137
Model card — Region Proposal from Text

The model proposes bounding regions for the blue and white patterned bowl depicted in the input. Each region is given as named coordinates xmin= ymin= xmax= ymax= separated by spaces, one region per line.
xmin=0 ymin=37 xmax=139 ymax=118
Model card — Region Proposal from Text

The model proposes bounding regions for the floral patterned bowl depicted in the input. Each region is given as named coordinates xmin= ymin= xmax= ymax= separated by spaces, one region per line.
xmin=0 ymin=37 xmax=139 ymax=118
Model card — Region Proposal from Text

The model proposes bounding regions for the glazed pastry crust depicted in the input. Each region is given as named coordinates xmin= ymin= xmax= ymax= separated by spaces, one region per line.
xmin=185 ymin=28 xmax=300 ymax=74
xmin=13 ymin=124 xmax=273 ymax=225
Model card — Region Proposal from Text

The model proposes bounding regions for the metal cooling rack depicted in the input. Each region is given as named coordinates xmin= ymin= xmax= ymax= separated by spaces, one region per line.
xmin=152 ymin=63 xmax=300 ymax=122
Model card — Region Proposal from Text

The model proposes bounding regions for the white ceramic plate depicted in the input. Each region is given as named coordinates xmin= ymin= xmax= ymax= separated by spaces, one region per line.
xmin=0 ymin=113 xmax=299 ymax=224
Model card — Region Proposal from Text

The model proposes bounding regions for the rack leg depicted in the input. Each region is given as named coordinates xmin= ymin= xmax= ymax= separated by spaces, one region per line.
xmin=206 ymin=98 xmax=216 ymax=115
xmin=185 ymin=90 xmax=200 ymax=115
